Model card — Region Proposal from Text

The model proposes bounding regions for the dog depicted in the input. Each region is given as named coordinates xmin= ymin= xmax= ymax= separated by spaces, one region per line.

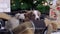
xmin=15 ymin=13 xmax=26 ymax=22
xmin=6 ymin=17 xmax=20 ymax=30
xmin=26 ymin=10 xmax=41 ymax=20
xmin=0 ymin=13 xmax=11 ymax=20
xmin=32 ymin=10 xmax=41 ymax=20
xmin=5 ymin=12 xmax=35 ymax=34
xmin=15 ymin=13 xmax=25 ymax=20
xmin=15 ymin=10 xmax=41 ymax=20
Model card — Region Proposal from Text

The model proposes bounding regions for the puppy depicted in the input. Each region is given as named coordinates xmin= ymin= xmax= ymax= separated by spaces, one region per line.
xmin=6 ymin=17 xmax=20 ymax=30
xmin=15 ymin=13 xmax=26 ymax=22
xmin=32 ymin=10 xmax=41 ymax=20
xmin=26 ymin=10 xmax=41 ymax=20
xmin=0 ymin=12 xmax=35 ymax=34
xmin=6 ymin=12 xmax=35 ymax=34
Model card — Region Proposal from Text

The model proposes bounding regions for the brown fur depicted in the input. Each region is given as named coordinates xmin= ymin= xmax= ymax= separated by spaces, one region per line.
xmin=44 ymin=18 xmax=57 ymax=31
xmin=0 ymin=12 xmax=35 ymax=34
xmin=46 ymin=23 xmax=57 ymax=34
xmin=44 ymin=18 xmax=58 ymax=34
xmin=0 ymin=13 xmax=11 ymax=20
xmin=0 ymin=12 xmax=34 ymax=34
xmin=51 ymin=23 xmax=57 ymax=31
xmin=12 ymin=21 xmax=34 ymax=34
xmin=25 ymin=11 xmax=35 ymax=20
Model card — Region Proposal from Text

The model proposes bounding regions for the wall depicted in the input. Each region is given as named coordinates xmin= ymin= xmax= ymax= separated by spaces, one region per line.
xmin=0 ymin=0 xmax=10 ymax=12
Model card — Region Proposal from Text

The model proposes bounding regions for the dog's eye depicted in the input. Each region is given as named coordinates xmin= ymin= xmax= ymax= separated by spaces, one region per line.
xmin=32 ymin=14 xmax=35 ymax=17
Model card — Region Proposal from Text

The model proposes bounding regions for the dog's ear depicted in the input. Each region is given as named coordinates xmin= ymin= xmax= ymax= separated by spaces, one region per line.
xmin=38 ymin=11 xmax=41 ymax=16
xmin=24 ymin=12 xmax=32 ymax=20
xmin=24 ymin=11 xmax=35 ymax=20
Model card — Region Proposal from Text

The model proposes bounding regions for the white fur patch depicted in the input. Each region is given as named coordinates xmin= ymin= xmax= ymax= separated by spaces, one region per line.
xmin=15 ymin=13 xmax=25 ymax=20
xmin=33 ymin=10 xmax=40 ymax=20
xmin=19 ymin=14 xmax=25 ymax=19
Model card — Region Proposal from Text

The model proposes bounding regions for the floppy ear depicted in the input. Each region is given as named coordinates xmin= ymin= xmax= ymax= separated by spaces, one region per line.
xmin=24 ymin=11 xmax=33 ymax=19
xmin=24 ymin=13 xmax=30 ymax=21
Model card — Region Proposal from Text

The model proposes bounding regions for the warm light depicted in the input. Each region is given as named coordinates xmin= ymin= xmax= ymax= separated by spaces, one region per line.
xmin=49 ymin=2 xmax=53 ymax=5
xmin=44 ymin=2 xmax=48 ymax=6
xmin=43 ymin=2 xmax=48 ymax=6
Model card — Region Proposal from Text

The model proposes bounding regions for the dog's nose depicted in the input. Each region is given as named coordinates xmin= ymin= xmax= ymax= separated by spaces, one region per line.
xmin=36 ymin=18 xmax=39 ymax=20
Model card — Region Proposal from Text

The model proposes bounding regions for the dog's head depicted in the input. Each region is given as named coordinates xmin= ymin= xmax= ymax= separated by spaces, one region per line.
xmin=33 ymin=10 xmax=41 ymax=20
xmin=26 ymin=10 xmax=41 ymax=20
xmin=15 ymin=13 xmax=25 ymax=20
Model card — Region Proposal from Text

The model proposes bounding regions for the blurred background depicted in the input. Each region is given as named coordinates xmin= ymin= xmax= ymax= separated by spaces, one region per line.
xmin=11 ymin=0 xmax=50 ymax=14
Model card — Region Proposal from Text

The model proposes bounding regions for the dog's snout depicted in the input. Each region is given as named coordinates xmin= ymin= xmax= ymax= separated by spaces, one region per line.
xmin=36 ymin=18 xmax=39 ymax=20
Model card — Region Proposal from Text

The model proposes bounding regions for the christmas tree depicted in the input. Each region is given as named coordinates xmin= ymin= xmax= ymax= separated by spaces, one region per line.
xmin=11 ymin=0 xmax=50 ymax=14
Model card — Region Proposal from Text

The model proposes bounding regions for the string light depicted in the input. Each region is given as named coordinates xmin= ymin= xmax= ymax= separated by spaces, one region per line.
xmin=21 ymin=3 xmax=23 ymax=5
xmin=44 ymin=2 xmax=48 ymax=6
xmin=42 ymin=2 xmax=48 ymax=6
xmin=33 ymin=1 xmax=37 ymax=4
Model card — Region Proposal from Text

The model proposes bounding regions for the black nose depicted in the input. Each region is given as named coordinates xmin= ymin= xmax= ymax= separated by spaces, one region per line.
xmin=36 ymin=18 xmax=39 ymax=20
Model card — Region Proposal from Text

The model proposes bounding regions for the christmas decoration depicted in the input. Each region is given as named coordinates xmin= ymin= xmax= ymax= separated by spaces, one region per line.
xmin=11 ymin=0 xmax=50 ymax=14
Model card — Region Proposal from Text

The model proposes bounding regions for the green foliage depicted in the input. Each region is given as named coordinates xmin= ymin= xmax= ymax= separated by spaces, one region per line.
xmin=36 ymin=4 xmax=50 ymax=14
xmin=11 ymin=0 xmax=50 ymax=14
xmin=11 ymin=0 xmax=33 ymax=10
xmin=11 ymin=0 xmax=20 ymax=10
xmin=20 ymin=3 xmax=28 ymax=10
